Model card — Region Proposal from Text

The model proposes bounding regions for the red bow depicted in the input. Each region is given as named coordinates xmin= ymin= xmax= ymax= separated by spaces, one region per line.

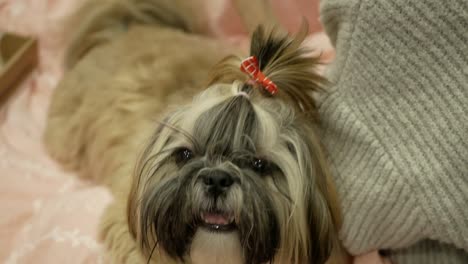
xmin=240 ymin=56 xmax=278 ymax=95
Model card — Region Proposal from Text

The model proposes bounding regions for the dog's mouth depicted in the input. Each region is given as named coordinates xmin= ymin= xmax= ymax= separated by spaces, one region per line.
xmin=199 ymin=211 xmax=236 ymax=232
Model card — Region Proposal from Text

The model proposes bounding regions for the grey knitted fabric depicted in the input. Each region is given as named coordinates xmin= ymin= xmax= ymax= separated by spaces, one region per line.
xmin=388 ymin=240 xmax=468 ymax=264
xmin=318 ymin=0 xmax=468 ymax=262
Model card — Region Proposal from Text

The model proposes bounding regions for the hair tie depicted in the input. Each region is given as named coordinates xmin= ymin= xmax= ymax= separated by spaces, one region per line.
xmin=240 ymin=56 xmax=278 ymax=96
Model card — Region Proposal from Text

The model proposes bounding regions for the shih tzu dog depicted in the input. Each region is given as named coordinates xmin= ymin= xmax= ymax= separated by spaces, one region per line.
xmin=44 ymin=0 xmax=345 ymax=263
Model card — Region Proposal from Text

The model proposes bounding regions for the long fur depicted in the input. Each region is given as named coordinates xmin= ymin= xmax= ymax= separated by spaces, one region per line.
xmin=44 ymin=0 xmax=346 ymax=263
xmin=64 ymin=0 xmax=213 ymax=67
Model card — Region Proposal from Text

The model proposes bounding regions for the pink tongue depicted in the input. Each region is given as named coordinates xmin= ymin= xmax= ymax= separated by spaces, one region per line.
xmin=202 ymin=213 xmax=230 ymax=225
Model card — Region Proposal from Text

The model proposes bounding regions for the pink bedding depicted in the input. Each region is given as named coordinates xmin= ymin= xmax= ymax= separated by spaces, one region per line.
xmin=0 ymin=0 xmax=385 ymax=263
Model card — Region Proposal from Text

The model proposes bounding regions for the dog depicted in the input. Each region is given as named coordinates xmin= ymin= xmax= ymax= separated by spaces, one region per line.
xmin=44 ymin=0 xmax=346 ymax=263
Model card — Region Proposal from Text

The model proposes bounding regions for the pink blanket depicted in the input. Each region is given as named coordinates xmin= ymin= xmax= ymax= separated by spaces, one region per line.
xmin=0 ymin=1 xmax=385 ymax=263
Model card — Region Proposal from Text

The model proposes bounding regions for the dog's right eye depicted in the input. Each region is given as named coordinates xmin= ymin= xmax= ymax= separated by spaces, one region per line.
xmin=251 ymin=158 xmax=272 ymax=175
xmin=174 ymin=148 xmax=193 ymax=165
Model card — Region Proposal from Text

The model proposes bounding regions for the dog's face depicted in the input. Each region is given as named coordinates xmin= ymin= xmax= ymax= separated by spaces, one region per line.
xmin=128 ymin=27 xmax=342 ymax=264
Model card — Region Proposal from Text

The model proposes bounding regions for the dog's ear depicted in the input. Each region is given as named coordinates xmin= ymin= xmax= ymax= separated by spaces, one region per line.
xmin=302 ymin=127 xmax=343 ymax=263
xmin=281 ymin=121 xmax=343 ymax=264
xmin=306 ymin=169 xmax=342 ymax=263
xmin=250 ymin=23 xmax=328 ymax=118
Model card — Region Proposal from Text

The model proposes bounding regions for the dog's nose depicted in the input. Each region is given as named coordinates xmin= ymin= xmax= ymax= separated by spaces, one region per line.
xmin=202 ymin=171 xmax=234 ymax=191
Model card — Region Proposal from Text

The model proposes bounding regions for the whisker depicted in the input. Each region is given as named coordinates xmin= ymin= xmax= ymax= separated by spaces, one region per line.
xmin=147 ymin=241 xmax=158 ymax=264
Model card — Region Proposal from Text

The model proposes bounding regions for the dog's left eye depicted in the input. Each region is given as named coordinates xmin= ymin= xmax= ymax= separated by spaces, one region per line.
xmin=174 ymin=148 xmax=193 ymax=164
xmin=251 ymin=158 xmax=271 ymax=175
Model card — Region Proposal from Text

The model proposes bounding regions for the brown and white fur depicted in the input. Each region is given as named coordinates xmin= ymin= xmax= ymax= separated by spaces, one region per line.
xmin=44 ymin=0 xmax=347 ymax=263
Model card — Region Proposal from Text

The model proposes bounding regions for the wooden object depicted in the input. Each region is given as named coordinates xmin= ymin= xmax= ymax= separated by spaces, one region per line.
xmin=0 ymin=34 xmax=38 ymax=105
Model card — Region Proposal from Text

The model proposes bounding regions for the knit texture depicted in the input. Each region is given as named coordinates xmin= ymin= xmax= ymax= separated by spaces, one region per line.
xmin=319 ymin=0 xmax=468 ymax=262
xmin=388 ymin=240 xmax=468 ymax=264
